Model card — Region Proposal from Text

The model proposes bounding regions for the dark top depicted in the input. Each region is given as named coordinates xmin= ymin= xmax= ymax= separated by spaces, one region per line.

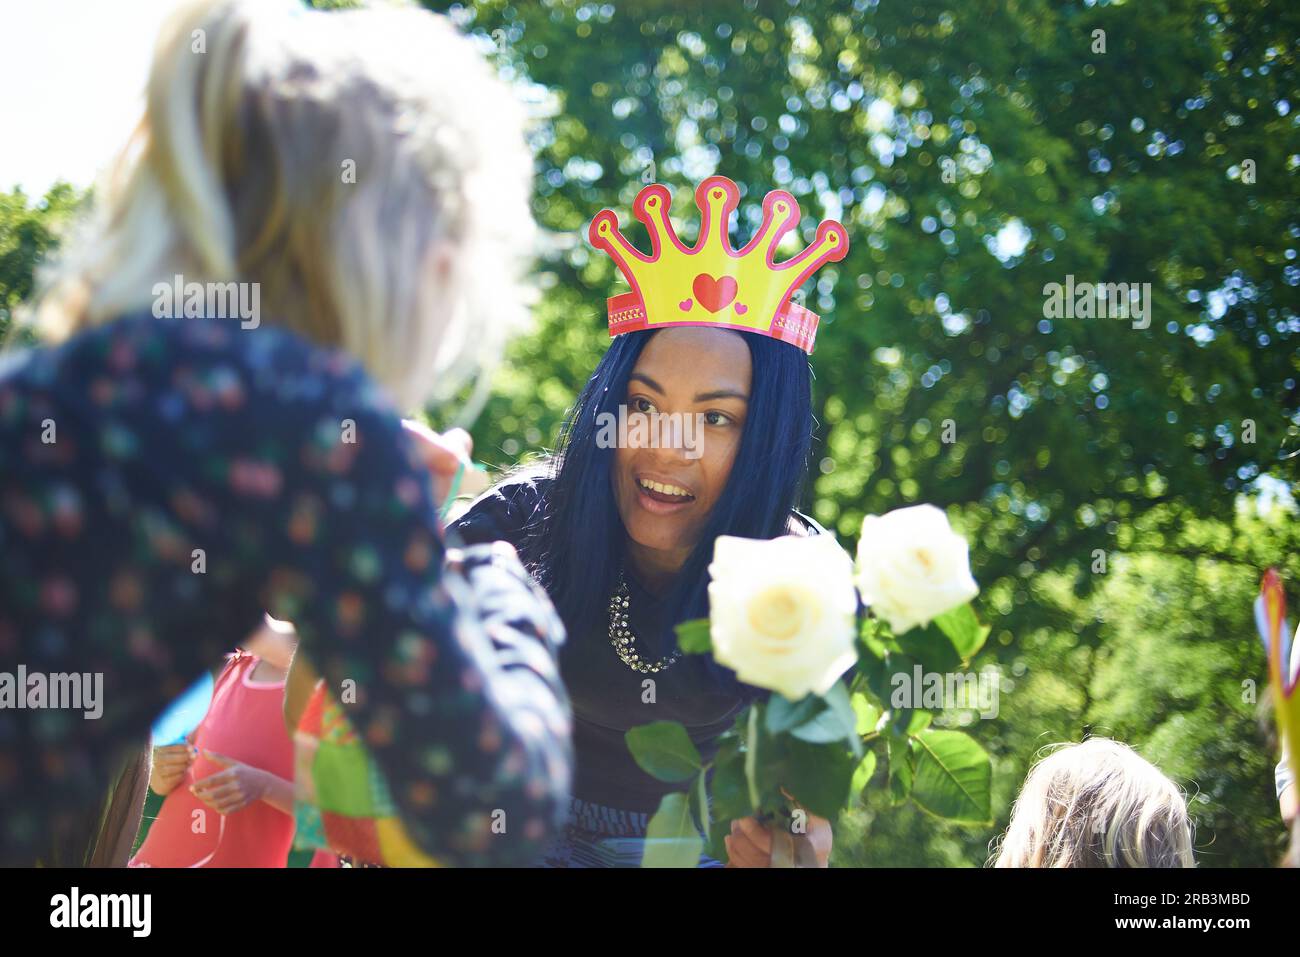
xmin=0 ymin=312 xmax=572 ymax=866
xmin=450 ymin=474 xmax=821 ymax=813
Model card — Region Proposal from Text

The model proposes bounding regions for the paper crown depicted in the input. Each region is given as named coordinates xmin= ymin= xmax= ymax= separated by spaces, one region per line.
xmin=588 ymin=175 xmax=849 ymax=355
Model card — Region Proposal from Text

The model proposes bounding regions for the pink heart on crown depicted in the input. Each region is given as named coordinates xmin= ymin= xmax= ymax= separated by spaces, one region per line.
xmin=692 ymin=273 xmax=738 ymax=313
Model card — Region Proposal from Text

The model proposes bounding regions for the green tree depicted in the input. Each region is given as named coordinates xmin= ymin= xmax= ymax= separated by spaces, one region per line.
xmin=0 ymin=183 xmax=84 ymax=344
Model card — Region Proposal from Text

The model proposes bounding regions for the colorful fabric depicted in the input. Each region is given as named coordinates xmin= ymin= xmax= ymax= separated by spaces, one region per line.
xmin=293 ymin=680 xmax=438 ymax=867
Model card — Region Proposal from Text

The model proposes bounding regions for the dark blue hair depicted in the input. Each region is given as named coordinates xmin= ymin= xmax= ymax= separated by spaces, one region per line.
xmin=531 ymin=329 xmax=814 ymax=695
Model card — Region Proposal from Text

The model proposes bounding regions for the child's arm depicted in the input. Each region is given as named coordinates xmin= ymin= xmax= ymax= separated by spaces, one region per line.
xmin=255 ymin=772 xmax=296 ymax=817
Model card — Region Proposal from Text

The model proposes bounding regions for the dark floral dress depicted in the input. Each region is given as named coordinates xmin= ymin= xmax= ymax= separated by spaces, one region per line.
xmin=0 ymin=312 xmax=572 ymax=866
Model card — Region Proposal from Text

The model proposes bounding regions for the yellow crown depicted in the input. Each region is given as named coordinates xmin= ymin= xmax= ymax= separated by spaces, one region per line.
xmin=588 ymin=175 xmax=849 ymax=354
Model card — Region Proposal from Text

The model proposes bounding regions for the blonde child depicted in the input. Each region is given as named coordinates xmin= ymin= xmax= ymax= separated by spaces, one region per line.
xmin=991 ymin=737 xmax=1194 ymax=868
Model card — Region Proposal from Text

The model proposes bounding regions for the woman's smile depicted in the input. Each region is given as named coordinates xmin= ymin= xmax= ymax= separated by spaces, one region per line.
xmin=633 ymin=473 xmax=697 ymax=513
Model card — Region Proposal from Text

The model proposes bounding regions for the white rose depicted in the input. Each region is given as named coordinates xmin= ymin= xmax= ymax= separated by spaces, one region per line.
xmin=707 ymin=534 xmax=859 ymax=700
xmin=854 ymin=504 xmax=979 ymax=635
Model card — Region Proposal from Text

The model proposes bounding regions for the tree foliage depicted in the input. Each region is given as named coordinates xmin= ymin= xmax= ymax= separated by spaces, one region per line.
xmin=1 ymin=0 xmax=1294 ymax=865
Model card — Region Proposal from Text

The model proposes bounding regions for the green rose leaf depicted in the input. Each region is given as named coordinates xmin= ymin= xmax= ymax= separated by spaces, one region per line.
xmin=877 ymin=652 xmax=936 ymax=736
xmin=710 ymin=744 xmax=752 ymax=822
xmin=851 ymin=692 xmax=882 ymax=735
xmin=744 ymin=704 xmax=763 ymax=810
xmin=625 ymin=721 xmax=702 ymax=783
xmin=789 ymin=682 xmax=860 ymax=754
xmin=887 ymin=734 xmax=915 ymax=805
xmin=674 ymin=617 xmax=712 ymax=654
xmin=707 ymin=817 xmax=732 ymax=864
xmin=765 ymin=692 xmax=823 ymax=734
xmin=909 ymin=729 xmax=993 ymax=825
xmin=850 ymin=749 xmax=878 ymax=804
xmin=858 ymin=616 xmax=888 ymax=656
xmin=933 ymin=604 xmax=990 ymax=661
xmin=689 ymin=769 xmax=710 ymax=837
xmin=893 ymin=708 xmax=932 ymax=736
xmin=776 ymin=737 xmax=857 ymax=820
xmin=642 ymin=792 xmax=704 ymax=868
xmin=895 ymin=621 xmax=962 ymax=673
xmin=853 ymin=639 xmax=889 ymax=696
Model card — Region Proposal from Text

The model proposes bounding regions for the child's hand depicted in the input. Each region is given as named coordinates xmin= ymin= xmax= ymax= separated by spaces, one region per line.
xmin=149 ymin=744 xmax=194 ymax=796
xmin=190 ymin=750 xmax=269 ymax=815
xmin=401 ymin=420 xmax=474 ymax=508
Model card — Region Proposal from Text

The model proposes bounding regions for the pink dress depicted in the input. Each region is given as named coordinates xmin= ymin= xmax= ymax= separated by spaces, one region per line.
xmin=131 ymin=651 xmax=318 ymax=868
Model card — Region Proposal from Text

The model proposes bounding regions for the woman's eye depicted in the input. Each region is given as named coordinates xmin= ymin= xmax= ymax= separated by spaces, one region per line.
xmin=632 ymin=397 xmax=657 ymax=414
xmin=704 ymin=411 xmax=732 ymax=426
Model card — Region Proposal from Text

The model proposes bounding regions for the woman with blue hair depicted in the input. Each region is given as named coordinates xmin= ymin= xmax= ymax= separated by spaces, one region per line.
xmin=451 ymin=175 xmax=848 ymax=867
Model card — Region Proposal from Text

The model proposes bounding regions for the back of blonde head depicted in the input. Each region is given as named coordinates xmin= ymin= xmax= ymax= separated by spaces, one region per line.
xmin=30 ymin=0 xmax=534 ymax=411
xmin=991 ymin=737 xmax=1195 ymax=868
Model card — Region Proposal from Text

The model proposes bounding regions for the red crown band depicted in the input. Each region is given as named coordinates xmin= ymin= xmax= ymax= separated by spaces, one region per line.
xmin=607 ymin=291 xmax=821 ymax=354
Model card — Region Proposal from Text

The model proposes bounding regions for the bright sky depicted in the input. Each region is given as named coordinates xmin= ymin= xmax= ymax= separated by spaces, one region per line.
xmin=0 ymin=0 xmax=188 ymax=196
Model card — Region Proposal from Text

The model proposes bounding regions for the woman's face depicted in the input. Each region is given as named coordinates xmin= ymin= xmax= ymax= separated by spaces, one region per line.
xmin=613 ymin=327 xmax=752 ymax=571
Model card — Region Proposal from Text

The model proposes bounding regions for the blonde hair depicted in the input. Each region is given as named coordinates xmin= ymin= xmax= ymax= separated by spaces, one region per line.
xmin=26 ymin=0 xmax=534 ymax=411
xmin=991 ymin=737 xmax=1195 ymax=868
